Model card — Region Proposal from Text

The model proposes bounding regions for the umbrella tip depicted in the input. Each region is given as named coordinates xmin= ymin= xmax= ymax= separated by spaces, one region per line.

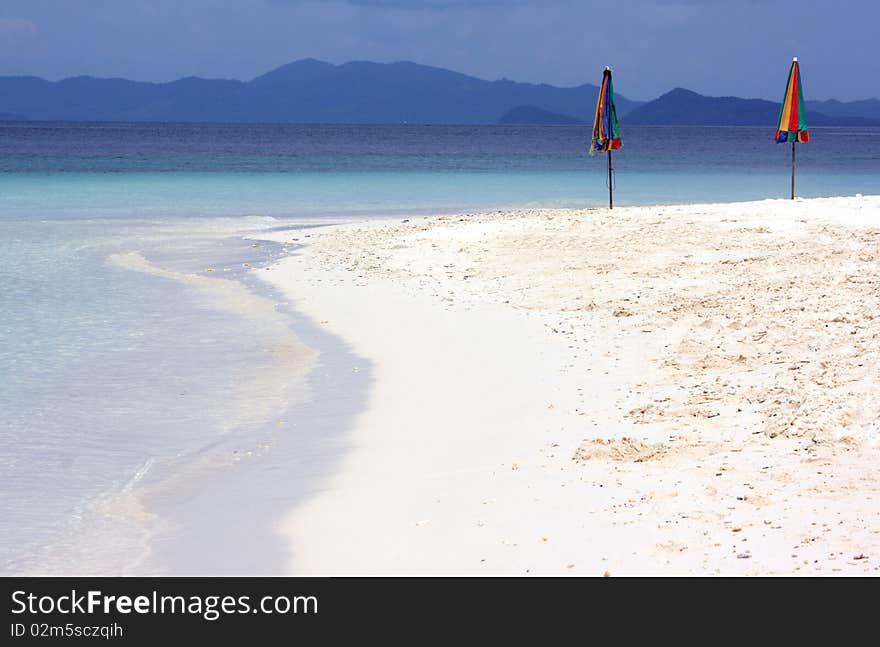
xmin=793 ymin=56 xmax=798 ymax=62
xmin=604 ymin=65 xmax=611 ymax=71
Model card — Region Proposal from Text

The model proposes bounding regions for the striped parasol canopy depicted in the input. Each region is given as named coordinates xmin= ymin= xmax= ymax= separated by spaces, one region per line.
xmin=774 ymin=57 xmax=809 ymax=143
xmin=591 ymin=67 xmax=621 ymax=154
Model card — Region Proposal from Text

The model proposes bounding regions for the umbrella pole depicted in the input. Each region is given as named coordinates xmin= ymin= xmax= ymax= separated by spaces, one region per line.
xmin=608 ymin=150 xmax=613 ymax=210
xmin=791 ymin=141 xmax=796 ymax=200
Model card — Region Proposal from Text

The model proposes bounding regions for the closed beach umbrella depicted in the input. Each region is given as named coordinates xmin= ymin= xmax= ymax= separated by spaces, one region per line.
xmin=590 ymin=66 xmax=622 ymax=209
xmin=774 ymin=57 xmax=809 ymax=199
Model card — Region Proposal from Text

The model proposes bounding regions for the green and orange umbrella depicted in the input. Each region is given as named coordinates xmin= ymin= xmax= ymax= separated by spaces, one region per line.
xmin=774 ymin=57 xmax=809 ymax=199
xmin=590 ymin=66 xmax=621 ymax=209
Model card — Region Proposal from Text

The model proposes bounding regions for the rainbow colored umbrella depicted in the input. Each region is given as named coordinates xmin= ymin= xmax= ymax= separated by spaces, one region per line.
xmin=590 ymin=66 xmax=621 ymax=209
xmin=774 ymin=57 xmax=809 ymax=199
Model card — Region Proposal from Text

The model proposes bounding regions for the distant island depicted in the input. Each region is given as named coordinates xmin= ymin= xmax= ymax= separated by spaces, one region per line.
xmin=1 ymin=59 xmax=878 ymax=126
xmin=627 ymin=88 xmax=880 ymax=127
xmin=0 ymin=59 xmax=639 ymax=125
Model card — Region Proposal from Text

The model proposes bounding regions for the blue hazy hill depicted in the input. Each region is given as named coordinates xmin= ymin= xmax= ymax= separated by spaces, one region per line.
xmin=2 ymin=62 xmax=878 ymax=126
xmin=806 ymin=98 xmax=880 ymax=121
xmin=0 ymin=59 xmax=640 ymax=124
xmin=626 ymin=88 xmax=880 ymax=127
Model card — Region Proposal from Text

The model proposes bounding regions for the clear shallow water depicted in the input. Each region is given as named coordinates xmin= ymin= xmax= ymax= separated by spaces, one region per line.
xmin=0 ymin=122 xmax=877 ymax=573
xmin=0 ymin=217 xmax=324 ymax=573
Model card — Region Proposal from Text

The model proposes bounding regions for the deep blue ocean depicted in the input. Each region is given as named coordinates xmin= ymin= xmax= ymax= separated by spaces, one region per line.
xmin=1 ymin=122 xmax=878 ymax=574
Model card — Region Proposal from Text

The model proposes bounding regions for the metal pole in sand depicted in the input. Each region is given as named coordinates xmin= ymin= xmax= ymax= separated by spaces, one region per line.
xmin=791 ymin=141 xmax=796 ymax=200
xmin=608 ymin=149 xmax=613 ymax=209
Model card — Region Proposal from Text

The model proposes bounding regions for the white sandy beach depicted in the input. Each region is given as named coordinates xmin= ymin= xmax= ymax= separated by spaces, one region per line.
xmin=261 ymin=196 xmax=880 ymax=575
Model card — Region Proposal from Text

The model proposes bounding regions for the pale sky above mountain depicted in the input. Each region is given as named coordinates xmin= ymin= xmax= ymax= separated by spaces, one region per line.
xmin=0 ymin=0 xmax=877 ymax=101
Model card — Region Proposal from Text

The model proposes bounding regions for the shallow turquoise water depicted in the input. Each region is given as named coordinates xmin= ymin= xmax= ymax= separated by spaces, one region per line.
xmin=1 ymin=167 xmax=878 ymax=222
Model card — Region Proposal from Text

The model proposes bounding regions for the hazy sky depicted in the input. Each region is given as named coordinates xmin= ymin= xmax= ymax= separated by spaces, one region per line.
xmin=0 ymin=0 xmax=877 ymax=101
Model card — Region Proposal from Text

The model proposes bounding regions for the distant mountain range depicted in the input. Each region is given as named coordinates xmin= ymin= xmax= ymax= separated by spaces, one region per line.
xmin=1 ymin=59 xmax=878 ymax=127
xmin=626 ymin=88 xmax=880 ymax=127
xmin=806 ymin=98 xmax=880 ymax=121
xmin=0 ymin=59 xmax=638 ymax=124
